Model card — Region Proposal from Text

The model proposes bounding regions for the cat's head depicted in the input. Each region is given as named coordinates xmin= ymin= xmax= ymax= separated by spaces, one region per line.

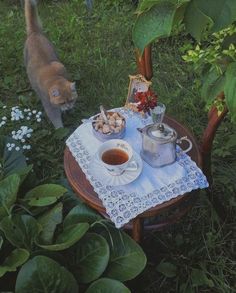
xmin=49 ymin=80 xmax=78 ymax=111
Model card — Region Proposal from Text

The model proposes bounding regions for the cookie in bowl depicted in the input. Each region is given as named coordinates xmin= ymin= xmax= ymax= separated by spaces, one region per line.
xmin=92 ymin=111 xmax=126 ymax=141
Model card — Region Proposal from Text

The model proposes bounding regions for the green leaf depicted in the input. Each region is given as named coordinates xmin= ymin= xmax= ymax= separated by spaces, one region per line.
xmin=201 ymin=68 xmax=225 ymax=101
xmin=101 ymin=226 xmax=146 ymax=281
xmin=0 ymin=248 xmax=29 ymax=278
xmin=137 ymin=0 xmax=189 ymax=14
xmin=191 ymin=268 xmax=214 ymax=287
xmin=0 ymin=235 xmax=3 ymax=250
xmin=64 ymin=204 xmax=102 ymax=227
xmin=0 ymin=174 xmax=20 ymax=220
xmin=15 ymin=164 xmax=33 ymax=184
xmin=0 ymin=136 xmax=27 ymax=179
xmin=37 ymin=203 xmax=63 ymax=244
xmin=0 ymin=215 xmax=41 ymax=250
xmin=137 ymin=0 xmax=166 ymax=14
xmin=156 ymin=260 xmax=177 ymax=278
xmin=133 ymin=2 xmax=178 ymax=55
xmin=24 ymin=184 xmax=67 ymax=206
xmin=37 ymin=223 xmax=89 ymax=251
xmin=86 ymin=278 xmax=130 ymax=293
xmin=15 ymin=256 xmax=78 ymax=293
xmin=72 ymin=233 xmax=110 ymax=283
xmin=53 ymin=127 xmax=70 ymax=140
xmin=184 ymin=0 xmax=213 ymax=41
xmin=224 ymin=62 xmax=236 ymax=121
xmin=195 ymin=0 xmax=236 ymax=33
xmin=185 ymin=0 xmax=236 ymax=40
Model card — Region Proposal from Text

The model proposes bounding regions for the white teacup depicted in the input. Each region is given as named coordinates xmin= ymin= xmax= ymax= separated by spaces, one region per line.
xmin=96 ymin=139 xmax=138 ymax=176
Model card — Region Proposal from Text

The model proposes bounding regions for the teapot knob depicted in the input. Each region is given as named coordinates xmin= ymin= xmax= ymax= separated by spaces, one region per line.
xmin=137 ymin=128 xmax=143 ymax=133
xmin=157 ymin=123 xmax=164 ymax=132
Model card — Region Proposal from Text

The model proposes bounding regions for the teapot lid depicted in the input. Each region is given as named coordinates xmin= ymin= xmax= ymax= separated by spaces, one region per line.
xmin=146 ymin=123 xmax=176 ymax=143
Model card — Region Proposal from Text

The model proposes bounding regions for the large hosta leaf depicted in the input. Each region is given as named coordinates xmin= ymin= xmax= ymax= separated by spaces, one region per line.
xmin=137 ymin=0 xmax=162 ymax=14
xmin=137 ymin=0 xmax=189 ymax=14
xmin=72 ymin=233 xmax=109 ymax=283
xmin=0 ymin=174 xmax=20 ymax=220
xmin=99 ymin=226 xmax=146 ymax=281
xmin=0 ymin=136 xmax=27 ymax=179
xmin=37 ymin=203 xmax=63 ymax=244
xmin=133 ymin=2 xmax=178 ymax=55
xmin=86 ymin=278 xmax=130 ymax=293
xmin=0 ymin=248 xmax=29 ymax=278
xmin=224 ymin=62 xmax=236 ymax=121
xmin=24 ymin=184 xmax=67 ymax=207
xmin=0 ymin=214 xmax=41 ymax=250
xmin=64 ymin=204 xmax=102 ymax=227
xmin=37 ymin=223 xmax=89 ymax=251
xmin=15 ymin=256 xmax=78 ymax=293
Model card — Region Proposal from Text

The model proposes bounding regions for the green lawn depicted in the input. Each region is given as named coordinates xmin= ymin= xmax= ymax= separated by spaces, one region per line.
xmin=0 ymin=0 xmax=235 ymax=292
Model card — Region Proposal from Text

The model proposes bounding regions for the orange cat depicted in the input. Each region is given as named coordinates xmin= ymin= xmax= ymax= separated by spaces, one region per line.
xmin=24 ymin=0 xmax=78 ymax=128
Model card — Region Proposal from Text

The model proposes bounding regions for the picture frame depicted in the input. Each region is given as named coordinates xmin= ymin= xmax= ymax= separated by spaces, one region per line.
xmin=125 ymin=74 xmax=152 ymax=112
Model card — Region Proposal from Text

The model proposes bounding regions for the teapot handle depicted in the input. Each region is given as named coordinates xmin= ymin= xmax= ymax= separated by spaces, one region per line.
xmin=177 ymin=136 xmax=193 ymax=153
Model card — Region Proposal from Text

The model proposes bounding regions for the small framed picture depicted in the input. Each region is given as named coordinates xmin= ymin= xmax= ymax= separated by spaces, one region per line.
xmin=125 ymin=74 xmax=152 ymax=112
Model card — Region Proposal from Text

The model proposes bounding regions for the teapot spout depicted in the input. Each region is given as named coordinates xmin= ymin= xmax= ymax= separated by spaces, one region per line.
xmin=137 ymin=128 xmax=143 ymax=133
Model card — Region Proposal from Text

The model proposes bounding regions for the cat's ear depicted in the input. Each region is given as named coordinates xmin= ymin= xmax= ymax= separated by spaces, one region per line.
xmin=70 ymin=82 xmax=76 ymax=92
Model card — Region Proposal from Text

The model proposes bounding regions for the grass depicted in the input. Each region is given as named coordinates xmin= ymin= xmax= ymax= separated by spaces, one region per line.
xmin=0 ymin=0 xmax=236 ymax=292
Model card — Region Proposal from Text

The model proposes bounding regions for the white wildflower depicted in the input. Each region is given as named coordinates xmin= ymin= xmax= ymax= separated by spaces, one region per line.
xmin=2 ymin=116 xmax=7 ymax=120
xmin=15 ymin=147 xmax=20 ymax=151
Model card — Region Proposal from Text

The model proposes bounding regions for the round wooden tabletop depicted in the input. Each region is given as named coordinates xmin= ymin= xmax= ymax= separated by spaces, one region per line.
xmin=64 ymin=116 xmax=202 ymax=220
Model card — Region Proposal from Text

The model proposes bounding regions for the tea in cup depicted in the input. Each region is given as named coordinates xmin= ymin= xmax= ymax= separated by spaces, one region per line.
xmin=97 ymin=139 xmax=138 ymax=176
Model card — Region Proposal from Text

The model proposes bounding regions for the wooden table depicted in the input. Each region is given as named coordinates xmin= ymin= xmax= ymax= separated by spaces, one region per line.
xmin=64 ymin=116 xmax=202 ymax=243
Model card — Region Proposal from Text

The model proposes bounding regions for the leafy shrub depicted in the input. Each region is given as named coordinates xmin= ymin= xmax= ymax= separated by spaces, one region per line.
xmin=0 ymin=136 xmax=146 ymax=292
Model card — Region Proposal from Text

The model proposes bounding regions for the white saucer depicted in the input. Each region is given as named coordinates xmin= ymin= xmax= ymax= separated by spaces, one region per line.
xmin=89 ymin=150 xmax=143 ymax=186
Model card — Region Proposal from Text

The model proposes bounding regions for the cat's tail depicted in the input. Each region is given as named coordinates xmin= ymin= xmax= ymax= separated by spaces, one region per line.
xmin=25 ymin=0 xmax=42 ymax=35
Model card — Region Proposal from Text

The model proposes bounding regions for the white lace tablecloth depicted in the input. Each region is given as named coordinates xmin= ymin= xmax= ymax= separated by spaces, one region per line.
xmin=66 ymin=108 xmax=208 ymax=228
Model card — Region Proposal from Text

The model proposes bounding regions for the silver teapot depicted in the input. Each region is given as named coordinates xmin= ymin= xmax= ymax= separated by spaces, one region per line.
xmin=137 ymin=123 xmax=192 ymax=168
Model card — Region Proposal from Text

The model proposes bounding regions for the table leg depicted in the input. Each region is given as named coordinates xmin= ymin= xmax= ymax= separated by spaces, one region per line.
xmin=132 ymin=218 xmax=143 ymax=243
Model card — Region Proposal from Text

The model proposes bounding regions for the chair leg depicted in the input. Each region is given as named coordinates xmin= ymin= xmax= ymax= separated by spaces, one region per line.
xmin=201 ymin=94 xmax=228 ymax=220
xmin=132 ymin=218 xmax=143 ymax=243
xmin=135 ymin=45 xmax=153 ymax=81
